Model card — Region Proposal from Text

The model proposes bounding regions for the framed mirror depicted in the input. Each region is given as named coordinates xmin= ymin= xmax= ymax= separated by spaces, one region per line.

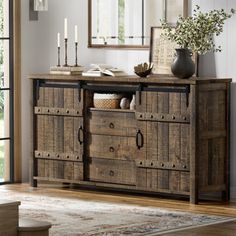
xmin=88 ymin=0 xmax=188 ymax=49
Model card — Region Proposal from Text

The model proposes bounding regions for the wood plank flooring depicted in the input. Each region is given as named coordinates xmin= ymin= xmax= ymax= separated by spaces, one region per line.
xmin=1 ymin=183 xmax=236 ymax=235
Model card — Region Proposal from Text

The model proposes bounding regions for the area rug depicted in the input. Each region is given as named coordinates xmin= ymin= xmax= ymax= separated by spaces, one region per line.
xmin=0 ymin=188 xmax=233 ymax=236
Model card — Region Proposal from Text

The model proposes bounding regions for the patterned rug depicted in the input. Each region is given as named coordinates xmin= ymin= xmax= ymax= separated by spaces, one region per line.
xmin=0 ymin=187 xmax=233 ymax=236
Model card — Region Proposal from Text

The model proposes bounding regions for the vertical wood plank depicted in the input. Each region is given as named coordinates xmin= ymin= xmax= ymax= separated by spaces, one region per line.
xmin=136 ymin=91 xmax=147 ymax=188
xmin=190 ymin=85 xmax=198 ymax=204
xmin=64 ymin=88 xmax=75 ymax=180
xmin=53 ymin=88 xmax=64 ymax=179
xmin=157 ymin=92 xmax=169 ymax=190
xmin=74 ymin=118 xmax=83 ymax=161
xmin=44 ymin=87 xmax=54 ymax=178
xmin=74 ymin=88 xmax=84 ymax=112
xmin=223 ymin=83 xmax=230 ymax=201
xmin=37 ymin=87 xmax=45 ymax=178
xmin=169 ymin=93 xmax=181 ymax=192
xmin=180 ymin=93 xmax=190 ymax=192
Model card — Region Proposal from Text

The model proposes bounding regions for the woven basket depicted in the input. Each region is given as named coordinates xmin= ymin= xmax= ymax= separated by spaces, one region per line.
xmin=94 ymin=98 xmax=120 ymax=109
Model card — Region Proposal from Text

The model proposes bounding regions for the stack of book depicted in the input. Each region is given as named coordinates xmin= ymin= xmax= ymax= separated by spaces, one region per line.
xmin=50 ymin=66 xmax=84 ymax=75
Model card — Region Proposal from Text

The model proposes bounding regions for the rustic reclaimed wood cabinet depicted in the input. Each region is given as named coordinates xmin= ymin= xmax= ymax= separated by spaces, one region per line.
xmin=30 ymin=75 xmax=231 ymax=204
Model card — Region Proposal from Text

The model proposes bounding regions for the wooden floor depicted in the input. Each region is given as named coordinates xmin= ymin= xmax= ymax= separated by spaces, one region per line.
xmin=1 ymin=183 xmax=236 ymax=235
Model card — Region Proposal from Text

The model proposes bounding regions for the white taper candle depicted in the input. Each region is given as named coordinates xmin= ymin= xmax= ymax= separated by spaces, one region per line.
xmin=75 ymin=25 xmax=78 ymax=43
xmin=64 ymin=18 xmax=68 ymax=39
xmin=57 ymin=33 xmax=60 ymax=47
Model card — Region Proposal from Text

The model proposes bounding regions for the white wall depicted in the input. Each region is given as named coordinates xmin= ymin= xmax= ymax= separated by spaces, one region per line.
xmin=21 ymin=0 xmax=236 ymax=200
xmin=21 ymin=0 xmax=50 ymax=181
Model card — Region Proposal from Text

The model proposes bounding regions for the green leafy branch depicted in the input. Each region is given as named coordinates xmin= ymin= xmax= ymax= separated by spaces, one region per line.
xmin=161 ymin=5 xmax=235 ymax=54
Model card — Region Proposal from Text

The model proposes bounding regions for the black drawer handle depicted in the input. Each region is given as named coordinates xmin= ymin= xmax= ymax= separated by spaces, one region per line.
xmin=109 ymin=122 xmax=114 ymax=129
xmin=109 ymin=147 xmax=115 ymax=152
xmin=78 ymin=126 xmax=83 ymax=145
xmin=109 ymin=170 xmax=115 ymax=176
xmin=136 ymin=129 xmax=144 ymax=149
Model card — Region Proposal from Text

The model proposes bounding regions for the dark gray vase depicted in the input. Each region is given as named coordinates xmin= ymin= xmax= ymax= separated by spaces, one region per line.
xmin=171 ymin=48 xmax=195 ymax=79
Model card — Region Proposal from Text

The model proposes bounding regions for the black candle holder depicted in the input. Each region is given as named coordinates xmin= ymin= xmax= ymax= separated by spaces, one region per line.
xmin=64 ymin=38 xmax=68 ymax=67
xmin=57 ymin=46 xmax=61 ymax=67
xmin=75 ymin=42 xmax=78 ymax=67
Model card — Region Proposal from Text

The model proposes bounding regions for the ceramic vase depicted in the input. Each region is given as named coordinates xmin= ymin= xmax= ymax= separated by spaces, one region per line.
xmin=130 ymin=95 xmax=136 ymax=110
xmin=120 ymin=97 xmax=130 ymax=109
xmin=171 ymin=48 xmax=195 ymax=79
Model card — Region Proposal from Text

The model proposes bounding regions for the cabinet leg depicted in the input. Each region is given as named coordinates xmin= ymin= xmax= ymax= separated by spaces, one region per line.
xmin=190 ymin=195 xmax=198 ymax=204
xmin=31 ymin=179 xmax=38 ymax=188
xmin=222 ymin=190 xmax=230 ymax=202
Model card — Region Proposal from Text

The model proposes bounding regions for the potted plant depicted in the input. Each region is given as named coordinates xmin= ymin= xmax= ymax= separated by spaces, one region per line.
xmin=161 ymin=5 xmax=235 ymax=78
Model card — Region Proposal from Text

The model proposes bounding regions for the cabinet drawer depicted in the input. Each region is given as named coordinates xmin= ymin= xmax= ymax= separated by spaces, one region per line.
xmin=89 ymin=110 xmax=136 ymax=136
xmin=89 ymin=158 xmax=136 ymax=185
xmin=89 ymin=134 xmax=136 ymax=160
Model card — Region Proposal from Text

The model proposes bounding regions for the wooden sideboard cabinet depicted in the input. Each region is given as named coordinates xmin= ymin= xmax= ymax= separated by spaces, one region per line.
xmin=30 ymin=75 xmax=231 ymax=204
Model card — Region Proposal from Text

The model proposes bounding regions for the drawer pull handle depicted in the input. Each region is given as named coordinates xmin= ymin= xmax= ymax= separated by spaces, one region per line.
xmin=136 ymin=130 xmax=144 ymax=149
xmin=109 ymin=147 xmax=115 ymax=152
xmin=78 ymin=126 xmax=83 ymax=145
xmin=66 ymin=110 xmax=70 ymax=114
xmin=109 ymin=123 xmax=114 ymax=129
xmin=109 ymin=170 xmax=115 ymax=176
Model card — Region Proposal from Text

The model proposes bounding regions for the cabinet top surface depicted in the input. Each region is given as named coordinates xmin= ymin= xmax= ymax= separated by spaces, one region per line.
xmin=29 ymin=74 xmax=232 ymax=84
xmin=0 ymin=200 xmax=21 ymax=207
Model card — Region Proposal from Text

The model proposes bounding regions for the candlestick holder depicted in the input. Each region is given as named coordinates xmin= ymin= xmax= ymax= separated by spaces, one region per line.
xmin=64 ymin=38 xmax=68 ymax=67
xmin=74 ymin=42 xmax=78 ymax=67
xmin=57 ymin=46 xmax=61 ymax=67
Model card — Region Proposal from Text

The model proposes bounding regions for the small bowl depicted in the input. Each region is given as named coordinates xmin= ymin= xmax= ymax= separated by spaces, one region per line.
xmin=134 ymin=62 xmax=153 ymax=78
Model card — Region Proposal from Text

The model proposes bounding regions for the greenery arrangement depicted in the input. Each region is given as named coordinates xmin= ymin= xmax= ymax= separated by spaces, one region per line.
xmin=161 ymin=5 xmax=235 ymax=54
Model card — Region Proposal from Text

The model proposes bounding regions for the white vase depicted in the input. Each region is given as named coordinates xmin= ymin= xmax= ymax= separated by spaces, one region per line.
xmin=130 ymin=94 xmax=136 ymax=110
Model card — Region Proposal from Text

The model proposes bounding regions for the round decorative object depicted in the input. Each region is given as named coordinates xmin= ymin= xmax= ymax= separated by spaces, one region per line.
xmin=171 ymin=48 xmax=195 ymax=79
xmin=134 ymin=62 xmax=153 ymax=78
xmin=120 ymin=97 xmax=130 ymax=109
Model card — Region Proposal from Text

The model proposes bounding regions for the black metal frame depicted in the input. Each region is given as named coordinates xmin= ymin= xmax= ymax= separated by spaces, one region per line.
xmin=0 ymin=0 xmax=14 ymax=184
xmin=35 ymin=79 xmax=190 ymax=107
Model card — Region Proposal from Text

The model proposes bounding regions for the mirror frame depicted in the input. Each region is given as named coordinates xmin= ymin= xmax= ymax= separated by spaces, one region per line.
xmin=88 ymin=0 xmax=189 ymax=49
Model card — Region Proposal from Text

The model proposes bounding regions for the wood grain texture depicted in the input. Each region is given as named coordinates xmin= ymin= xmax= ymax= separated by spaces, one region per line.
xmin=32 ymin=77 xmax=231 ymax=203
xmin=0 ymin=201 xmax=20 ymax=236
